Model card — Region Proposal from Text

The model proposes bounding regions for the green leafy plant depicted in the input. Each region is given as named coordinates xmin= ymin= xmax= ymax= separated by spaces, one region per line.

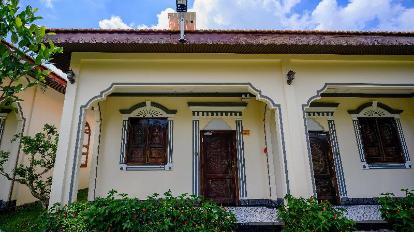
xmin=0 ymin=0 xmax=62 ymax=109
xmin=379 ymin=189 xmax=414 ymax=232
xmin=277 ymin=195 xmax=355 ymax=232
xmin=0 ymin=124 xmax=58 ymax=208
xmin=41 ymin=190 xmax=237 ymax=232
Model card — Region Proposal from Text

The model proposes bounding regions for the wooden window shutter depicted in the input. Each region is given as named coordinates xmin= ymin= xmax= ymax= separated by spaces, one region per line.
xmin=377 ymin=118 xmax=404 ymax=163
xmin=359 ymin=117 xmax=404 ymax=164
xmin=126 ymin=118 xmax=168 ymax=165
xmin=147 ymin=119 xmax=168 ymax=165
xmin=359 ymin=118 xmax=382 ymax=163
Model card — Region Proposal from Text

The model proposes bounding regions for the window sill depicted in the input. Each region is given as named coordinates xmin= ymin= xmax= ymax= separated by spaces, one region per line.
xmin=362 ymin=161 xmax=412 ymax=170
xmin=120 ymin=163 xmax=173 ymax=171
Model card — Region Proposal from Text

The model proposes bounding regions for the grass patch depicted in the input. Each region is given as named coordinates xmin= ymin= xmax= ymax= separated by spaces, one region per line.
xmin=0 ymin=189 xmax=88 ymax=232
xmin=77 ymin=188 xmax=88 ymax=202
xmin=0 ymin=202 xmax=44 ymax=232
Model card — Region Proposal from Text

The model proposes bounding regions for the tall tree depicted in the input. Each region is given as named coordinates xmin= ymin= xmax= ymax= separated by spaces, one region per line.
xmin=0 ymin=0 xmax=62 ymax=109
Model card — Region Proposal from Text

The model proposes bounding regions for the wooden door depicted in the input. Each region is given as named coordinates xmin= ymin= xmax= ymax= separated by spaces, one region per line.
xmin=309 ymin=131 xmax=339 ymax=204
xmin=200 ymin=130 xmax=238 ymax=205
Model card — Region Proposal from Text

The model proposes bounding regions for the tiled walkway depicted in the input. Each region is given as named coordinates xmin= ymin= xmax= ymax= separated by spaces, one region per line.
xmin=227 ymin=205 xmax=383 ymax=224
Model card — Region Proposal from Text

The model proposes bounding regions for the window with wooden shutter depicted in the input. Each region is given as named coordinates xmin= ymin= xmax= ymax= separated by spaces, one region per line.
xmin=119 ymin=101 xmax=176 ymax=170
xmin=126 ymin=118 xmax=168 ymax=165
xmin=359 ymin=117 xmax=404 ymax=164
xmin=349 ymin=101 xmax=411 ymax=169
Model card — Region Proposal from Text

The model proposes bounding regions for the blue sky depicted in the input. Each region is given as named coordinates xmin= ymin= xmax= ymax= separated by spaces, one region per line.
xmin=22 ymin=0 xmax=414 ymax=31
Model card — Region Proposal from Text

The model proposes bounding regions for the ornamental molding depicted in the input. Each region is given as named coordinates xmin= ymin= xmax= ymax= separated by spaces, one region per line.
xmin=188 ymin=102 xmax=247 ymax=119
xmin=305 ymin=102 xmax=339 ymax=118
xmin=348 ymin=101 xmax=402 ymax=119
xmin=120 ymin=101 xmax=177 ymax=119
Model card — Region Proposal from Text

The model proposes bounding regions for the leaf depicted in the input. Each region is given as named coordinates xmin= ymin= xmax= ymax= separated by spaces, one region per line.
xmin=15 ymin=16 xmax=22 ymax=27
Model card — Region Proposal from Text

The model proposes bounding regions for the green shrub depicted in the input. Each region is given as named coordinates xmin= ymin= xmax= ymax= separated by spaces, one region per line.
xmin=277 ymin=195 xmax=355 ymax=232
xmin=41 ymin=190 xmax=236 ymax=232
xmin=379 ymin=189 xmax=414 ymax=232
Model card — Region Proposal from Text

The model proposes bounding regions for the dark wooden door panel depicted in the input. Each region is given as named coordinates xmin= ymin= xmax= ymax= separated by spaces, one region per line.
xmin=201 ymin=130 xmax=238 ymax=205
xmin=309 ymin=132 xmax=339 ymax=204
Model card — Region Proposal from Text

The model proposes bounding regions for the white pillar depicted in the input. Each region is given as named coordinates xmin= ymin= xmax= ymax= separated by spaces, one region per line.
xmin=88 ymin=104 xmax=102 ymax=201
xmin=236 ymin=119 xmax=247 ymax=199
xmin=192 ymin=119 xmax=200 ymax=196
xmin=49 ymin=69 xmax=82 ymax=206
xmin=264 ymin=108 xmax=278 ymax=199
xmin=280 ymin=61 xmax=314 ymax=197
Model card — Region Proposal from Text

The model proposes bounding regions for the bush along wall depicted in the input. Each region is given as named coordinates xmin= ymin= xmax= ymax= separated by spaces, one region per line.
xmin=277 ymin=195 xmax=355 ymax=232
xmin=379 ymin=189 xmax=414 ymax=232
xmin=37 ymin=190 xmax=236 ymax=232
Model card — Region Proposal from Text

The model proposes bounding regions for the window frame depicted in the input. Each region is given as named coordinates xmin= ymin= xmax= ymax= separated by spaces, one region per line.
xmin=119 ymin=101 xmax=176 ymax=171
xmin=349 ymin=101 xmax=411 ymax=169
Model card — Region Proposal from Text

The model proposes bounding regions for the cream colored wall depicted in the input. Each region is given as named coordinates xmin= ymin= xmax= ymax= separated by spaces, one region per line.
xmin=0 ymin=112 xmax=19 ymax=201
xmin=0 ymin=84 xmax=66 ymax=206
xmin=329 ymin=98 xmax=414 ymax=198
xmin=94 ymin=97 xmax=271 ymax=199
xmin=12 ymin=86 xmax=65 ymax=205
xmin=50 ymin=53 xmax=414 ymax=205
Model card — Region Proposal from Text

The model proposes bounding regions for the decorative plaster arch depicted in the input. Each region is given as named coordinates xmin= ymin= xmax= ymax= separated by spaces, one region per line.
xmin=67 ymin=82 xmax=289 ymax=203
xmin=303 ymin=83 xmax=414 ymax=201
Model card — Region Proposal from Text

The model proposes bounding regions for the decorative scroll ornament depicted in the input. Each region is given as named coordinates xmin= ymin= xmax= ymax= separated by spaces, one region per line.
xmin=120 ymin=101 xmax=177 ymax=119
xmin=135 ymin=107 xmax=165 ymax=118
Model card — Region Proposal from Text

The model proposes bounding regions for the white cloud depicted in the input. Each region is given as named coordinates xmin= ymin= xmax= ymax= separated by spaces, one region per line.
xmin=137 ymin=8 xmax=175 ymax=29
xmin=99 ymin=16 xmax=132 ymax=29
xmin=138 ymin=0 xmax=414 ymax=31
xmin=99 ymin=8 xmax=175 ymax=30
xmin=40 ymin=0 xmax=54 ymax=8
xmin=305 ymin=0 xmax=414 ymax=31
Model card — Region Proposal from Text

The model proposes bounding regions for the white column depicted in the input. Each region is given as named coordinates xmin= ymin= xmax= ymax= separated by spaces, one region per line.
xmin=192 ymin=119 xmax=200 ymax=196
xmin=264 ymin=109 xmax=278 ymax=199
xmin=327 ymin=118 xmax=348 ymax=198
xmin=280 ymin=61 xmax=314 ymax=197
xmin=395 ymin=118 xmax=412 ymax=168
xmin=88 ymin=105 xmax=102 ymax=201
xmin=49 ymin=69 xmax=82 ymax=206
xmin=236 ymin=119 xmax=247 ymax=198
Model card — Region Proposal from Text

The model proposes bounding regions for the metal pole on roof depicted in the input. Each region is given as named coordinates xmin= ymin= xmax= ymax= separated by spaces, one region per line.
xmin=179 ymin=12 xmax=186 ymax=43
xmin=176 ymin=0 xmax=187 ymax=43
